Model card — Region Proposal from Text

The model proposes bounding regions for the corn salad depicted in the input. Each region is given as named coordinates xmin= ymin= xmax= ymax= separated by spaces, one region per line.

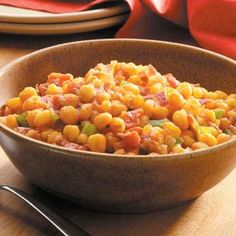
xmin=0 ymin=61 xmax=235 ymax=155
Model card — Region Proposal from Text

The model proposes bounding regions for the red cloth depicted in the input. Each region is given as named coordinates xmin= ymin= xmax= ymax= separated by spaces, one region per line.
xmin=0 ymin=0 xmax=235 ymax=60
xmin=0 ymin=0 xmax=106 ymax=13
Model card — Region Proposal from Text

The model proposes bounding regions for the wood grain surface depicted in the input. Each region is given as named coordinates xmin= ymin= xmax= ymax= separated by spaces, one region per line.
xmin=0 ymin=21 xmax=235 ymax=236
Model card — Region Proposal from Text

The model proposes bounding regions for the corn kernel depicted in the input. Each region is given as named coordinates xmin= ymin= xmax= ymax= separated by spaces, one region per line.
xmin=217 ymin=133 xmax=231 ymax=144
xmin=47 ymin=131 xmax=63 ymax=144
xmin=177 ymin=82 xmax=192 ymax=99
xmin=192 ymin=87 xmax=203 ymax=99
xmin=79 ymin=84 xmax=95 ymax=103
xmin=19 ymin=87 xmax=37 ymax=102
xmin=34 ymin=110 xmax=52 ymax=127
xmin=164 ymin=122 xmax=182 ymax=138
xmin=110 ymin=100 xmax=127 ymax=116
xmin=100 ymin=100 xmax=111 ymax=112
xmin=152 ymin=106 xmax=169 ymax=119
xmin=46 ymin=83 xmax=62 ymax=95
xmin=191 ymin=142 xmax=208 ymax=150
xmin=22 ymin=96 xmax=47 ymax=111
xmin=87 ymin=134 xmax=106 ymax=152
xmin=198 ymin=133 xmax=217 ymax=146
xmin=63 ymin=125 xmax=80 ymax=142
xmin=168 ymin=91 xmax=186 ymax=108
xmin=109 ymin=117 xmax=125 ymax=133
xmin=78 ymin=103 xmax=93 ymax=121
xmin=204 ymin=92 xmax=218 ymax=100
xmin=59 ymin=106 xmax=79 ymax=124
xmin=93 ymin=112 xmax=112 ymax=129
xmin=172 ymin=109 xmax=189 ymax=130
xmin=6 ymin=115 xmax=18 ymax=128
xmin=215 ymin=90 xmax=228 ymax=99
xmin=6 ymin=97 xmax=22 ymax=113
xmin=76 ymin=133 xmax=88 ymax=145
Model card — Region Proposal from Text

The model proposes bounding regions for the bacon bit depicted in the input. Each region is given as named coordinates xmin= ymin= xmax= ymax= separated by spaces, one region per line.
xmin=199 ymin=99 xmax=211 ymax=105
xmin=164 ymin=73 xmax=180 ymax=88
xmin=143 ymin=91 xmax=168 ymax=106
xmin=143 ymin=94 xmax=155 ymax=100
xmin=147 ymin=64 xmax=157 ymax=76
xmin=0 ymin=105 xmax=12 ymax=116
xmin=0 ymin=105 xmax=4 ymax=116
xmin=40 ymin=96 xmax=53 ymax=107
xmin=229 ymin=125 xmax=236 ymax=134
xmin=47 ymin=73 xmax=73 ymax=86
xmin=155 ymin=91 xmax=168 ymax=106
xmin=122 ymin=131 xmax=141 ymax=151
xmin=123 ymin=109 xmax=143 ymax=129
xmin=140 ymin=87 xmax=149 ymax=96
xmin=59 ymin=140 xmax=87 ymax=151
xmin=15 ymin=127 xmax=31 ymax=135
xmin=91 ymin=99 xmax=100 ymax=110
xmin=37 ymin=83 xmax=48 ymax=96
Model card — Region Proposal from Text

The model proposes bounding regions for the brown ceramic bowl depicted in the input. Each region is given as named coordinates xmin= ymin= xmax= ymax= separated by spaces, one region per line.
xmin=0 ymin=39 xmax=236 ymax=213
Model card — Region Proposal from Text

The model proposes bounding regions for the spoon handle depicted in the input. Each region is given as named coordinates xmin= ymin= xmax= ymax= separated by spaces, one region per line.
xmin=0 ymin=185 xmax=90 ymax=236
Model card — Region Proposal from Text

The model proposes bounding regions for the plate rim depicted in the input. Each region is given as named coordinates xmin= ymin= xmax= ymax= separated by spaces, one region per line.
xmin=0 ymin=13 xmax=129 ymax=35
xmin=0 ymin=3 xmax=130 ymax=24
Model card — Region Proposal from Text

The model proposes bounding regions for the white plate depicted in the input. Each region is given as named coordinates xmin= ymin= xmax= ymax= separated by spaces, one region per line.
xmin=0 ymin=2 xmax=130 ymax=24
xmin=0 ymin=13 xmax=129 ymax=35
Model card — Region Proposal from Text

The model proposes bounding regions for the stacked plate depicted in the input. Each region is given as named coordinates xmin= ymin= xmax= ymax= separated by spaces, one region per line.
xmin=0 ymin=2 xmax=130 ymax=35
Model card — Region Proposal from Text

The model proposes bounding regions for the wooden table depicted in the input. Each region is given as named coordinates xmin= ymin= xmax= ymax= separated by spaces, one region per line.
xmin=0 ymin=21 xmax=236 ymax=236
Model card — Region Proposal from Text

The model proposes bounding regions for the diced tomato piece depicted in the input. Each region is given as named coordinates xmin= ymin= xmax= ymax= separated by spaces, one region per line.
xmin=165 ymin=73 xmax=180 ymax=88
xmin=123 ymin=109 xmax=143 ymax=129
xmin=63 ymin=81 xmax=82 ymax=94
xmin=52 ymin=95 xmax=63 ymax=110
xmin=47 ymin=73 xmax=73 ymax=86
xmin=122 ymin=131 xmax=141 ymax=151
xmin=128 ymin=127 xmax=143 ymax=135
xmin=139 ymin=73 xmax=149 ymax=86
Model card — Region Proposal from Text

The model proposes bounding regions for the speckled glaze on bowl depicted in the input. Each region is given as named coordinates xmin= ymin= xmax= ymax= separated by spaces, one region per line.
xmin=0 ymin=39 xmax=236 ymax=213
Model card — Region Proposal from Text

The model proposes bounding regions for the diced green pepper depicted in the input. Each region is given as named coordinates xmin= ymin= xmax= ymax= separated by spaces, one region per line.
xmin=176 ymin=137 xmax=183 ymax=144
xmin=51 ymin=112 xmax=59 ymax=122
xmin=166 ymin=87 xmax=174 ymax=95
xmin=214 ymin=109 xmax=224 ymax=119
xmin=223 ymin=129 xmax=233 ymax=135
xmin=16 ymin=113 xmax=28 ymax=127
xmin=199 ymin=126 xmax=217 ymax=136
xmin=150 ymin=119 xmax=166 ymax=127
xmin=81 ymin=121 xmax=97 ymax=136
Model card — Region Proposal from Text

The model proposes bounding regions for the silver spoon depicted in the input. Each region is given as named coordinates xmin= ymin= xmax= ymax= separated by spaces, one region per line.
xmin=0 ymin=184 xmax=90 ymax=236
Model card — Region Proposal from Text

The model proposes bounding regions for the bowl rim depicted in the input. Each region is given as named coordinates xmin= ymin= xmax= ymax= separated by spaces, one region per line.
xmin=0 ymin=38 xmax=236 ymax=161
